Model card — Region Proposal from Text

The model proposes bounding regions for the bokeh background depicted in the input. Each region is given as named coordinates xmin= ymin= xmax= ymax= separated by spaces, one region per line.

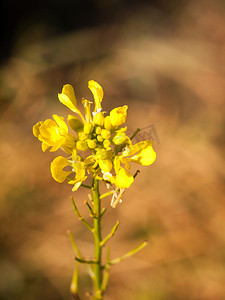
xmin=1 ymin=0 xmax=225 ymax=299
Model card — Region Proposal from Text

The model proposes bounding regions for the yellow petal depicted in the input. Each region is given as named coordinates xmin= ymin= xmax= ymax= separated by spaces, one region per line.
xmin=68 ymin=115 xmax=84 ymax=132
xmin=52 ymin=114 xmax=68 ymax=134
xmin=33 ymin=121 xmax=43 ymax=137
xmin=68 ymin=177 xmax=87 ymax=191
xmin=115 ymin=168 xmax=134 ymax=189
xmin=88 ymin=80 xmax=103 ymax=112
xmin=50 ymin=138 xmax=65 ymax=152
xmin=85 ymin=155 xmax=98 ymax=168
xmin=62 ymin=84 xmax=77 ymax=105
xmin=58 ymin=93 xmax=79 ymax=113
xmin=41 ymin=142 xmax=50 ymax=152
xmin=39 ymin=119 xmax=58 ymax=141
xmin=58 ymin=84 xmax=79 ymax=113
xmin=126 ymin=145 xmax=156 ymax=166
xmin=99 ymin=159 xmax=113 ymax=173
xmin=58 ymin=84 xmax=85 ymax=122
xmin=123 ymin=140 xmax=153 ymax=157
xmin=51 ymin=156 xmax=72 ymax=183
xmin=73 ymin=161 xmax=86 ymax=180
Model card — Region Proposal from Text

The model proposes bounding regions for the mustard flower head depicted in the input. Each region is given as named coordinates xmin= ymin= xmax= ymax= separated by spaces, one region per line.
xmin=33 ymin=80 xmax=156 ymax=206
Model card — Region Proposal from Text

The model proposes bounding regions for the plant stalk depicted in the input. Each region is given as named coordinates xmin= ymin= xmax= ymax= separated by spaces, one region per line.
xmin=92 ymin=177 xmax=103 ymax=299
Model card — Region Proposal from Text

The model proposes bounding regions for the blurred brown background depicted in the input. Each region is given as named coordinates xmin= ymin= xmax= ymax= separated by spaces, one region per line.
xmin=1 ymin=0 xmax=225 ymax=299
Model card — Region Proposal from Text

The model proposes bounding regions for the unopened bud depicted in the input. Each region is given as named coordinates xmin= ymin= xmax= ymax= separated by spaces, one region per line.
xmin=93 ymin=112 xmax=104 ymax=127
xmin=87 ymin=139 xmax=97 ymax=149
xmin=76 ymin=140 xmax=88 ymax=151
xmin=104 ymin=115 xmax=112 ymax=130
xmin=101 ymin=129 xmax=111 ymax=140
xmin=103 ymin=139 xmax=111 ymax=149
xmin=95 ymin=126 xmax=102 ymax=134
xmin=110 ymin=105 xmax=128 ymax=128
xmin=78 ymin=132 xmax=89 ymax=141
xmin=97 ymin=135 xmax=104 ymax=142
xmin=84 ymin=123 xmax=94 ymax=134
xmin=112 ymin=132 xmax=128 ymax=145
xmin=96 ymin=149 xmax=108 ymax=160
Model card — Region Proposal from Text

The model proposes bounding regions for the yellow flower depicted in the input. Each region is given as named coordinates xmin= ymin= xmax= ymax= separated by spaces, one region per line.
xmin=51 ymin=156 xmax=72 ymax=183
xmin=110 ymin=105 xmax=128 ymax=128
xmin=33 ymin=114 xmax=73 ymax=152
xmin=95 ymin=149 xmax=113 ymax=173
xmin=50 ymin=150 xmax=88 ymax=191
xmin=33 ymin=80 xmax=157 ymax=198
xmin=68 ymin=160 xmax=87 ymax=191
xmin=121 ymin=140 xmax=156 ymax=166
xmin=105 ymin=140 xmax=156 ymax=192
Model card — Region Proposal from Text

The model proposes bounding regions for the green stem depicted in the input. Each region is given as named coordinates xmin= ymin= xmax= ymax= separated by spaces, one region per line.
xmin=109 ymin=241 xmax=148 ymax=265
xmin=81 ymin=183 xmax=92 ymax=190
xmin=71 ymin=197 xmax=93 ymax=232
xmin=99 ymin=190 xmax=114 ymax=199
xmin=92 ymin=177 xmax=103 ymax=299
xmin=130 ymin=128 xmax=140 ymax=140
xmin=100 ymin=221 xmax=119 ymax=247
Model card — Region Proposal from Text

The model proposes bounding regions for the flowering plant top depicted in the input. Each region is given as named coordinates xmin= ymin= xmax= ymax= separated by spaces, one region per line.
xmin=33 ymin=80 xmax=156 ymax=207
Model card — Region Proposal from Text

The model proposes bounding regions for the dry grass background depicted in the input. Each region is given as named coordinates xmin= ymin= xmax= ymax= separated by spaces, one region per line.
xmin=1 ymin=0 xmax=225 ymax=299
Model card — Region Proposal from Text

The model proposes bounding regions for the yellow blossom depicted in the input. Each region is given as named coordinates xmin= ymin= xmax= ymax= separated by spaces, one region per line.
xmin=68 ymin=160 xmax=87 ymax=191
xmin=33 ymin=114 xmax=72 ymax=152
xmin=33 ymin=80 xmax=157 ymax=198
xmin=51 ymin=156 xmax=72 ymax=183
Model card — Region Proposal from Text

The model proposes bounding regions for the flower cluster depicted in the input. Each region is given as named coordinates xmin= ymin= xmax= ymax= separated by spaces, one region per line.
xmin=33 ymin=81 xmax=156 ymax=206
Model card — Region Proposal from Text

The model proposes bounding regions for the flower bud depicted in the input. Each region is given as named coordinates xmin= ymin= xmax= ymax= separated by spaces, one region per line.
xmin=104 ymin=115 xmax=112 ymax=130
xmin=93 ymin=112 xmax=104 ymax=127
xmin=78 ymin=132 xmax=89 ymax=141
xmin=110 ymin=105 xmax=128 ymax=128
xmin=101 ymin=129 xmax=111 ymax=140
xmin=76 ymin=140 xmax=88 ymax=151
xmin=87 ymin=139 xmax=97 ymax=149
xmin=112 ymin=132 xmax=128 ymax=145
xmin=96 ymin=149 xmax=108 ymax=160
xmin=103 ymin=139 xmax=111 ymax=149
xmin=97 ymin=135 xmax=104 ymax=142
xmin=84 ymin=123 xmax=94 ymax=134
xmin=95 ymin=126 xmax=102 ymax=134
